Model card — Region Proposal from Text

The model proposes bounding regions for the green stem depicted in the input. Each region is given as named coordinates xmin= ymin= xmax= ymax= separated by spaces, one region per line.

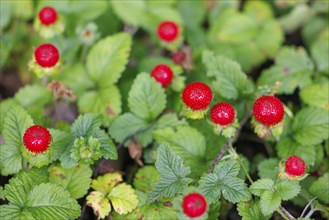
xmin=230 ymin=145 xmax=254 ymax=183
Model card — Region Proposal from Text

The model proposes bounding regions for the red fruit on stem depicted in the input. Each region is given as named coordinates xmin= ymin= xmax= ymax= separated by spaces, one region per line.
xmin=151 ymin=64 xmax=173 ymax=88
xmin=285 ymin=155 xmax=306 ymax=176
xmin=34 ymin=43 xmax=59 ymax=68
xmin=23 ymin=125 xmax=52 ymax=153
xmin=182 ymin=193 xmax=207 ymax=218
xmin=172 ymin=51 xmax=185 ymax=65
xmin=182 ymin=82 xmax=213 ymax=110
xmin=38 ymin=6 xmax=58 ymax=26
xmin=157 ymin=21 xmax=179 ymax=42
xmin=253 ymin=95 xmax=284 ymax=126
xmin=210 ymin=102 xmax=235 ymax=126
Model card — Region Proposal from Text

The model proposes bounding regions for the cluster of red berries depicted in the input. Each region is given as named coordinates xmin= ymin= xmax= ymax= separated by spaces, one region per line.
xmin=23 ymin=125 xmax=52 ymax=153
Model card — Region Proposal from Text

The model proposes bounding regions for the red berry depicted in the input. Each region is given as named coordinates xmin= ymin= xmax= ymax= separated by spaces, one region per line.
xmin=182 ymin=82 xmax=213 ymax=110
xmin=38 ymin=6 xmax=58 ymax=26
xmin=210 ymin=102 xmax=235 ymax=126
xmin=285 ymin=155 xmax=306 ymax=176
xmin=23 ymin=125 xmax=52 ymax=153
xmin=172 ymin=51 xmax=185 ymax=65
xmin=157 ymin=21 xmax=179 ymax=42
xmin=151 ymin=64 xmax=173 ymax=88
xmin=34 ymin=43 xmax=59 ymax=68
xmin=253 ymin=95 xmax=284 ymax=126
xmin=182 ymin=193 xmax=207 ymax=218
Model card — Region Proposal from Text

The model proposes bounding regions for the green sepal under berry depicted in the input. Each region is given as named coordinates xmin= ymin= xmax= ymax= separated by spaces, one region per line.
xmin=28 ymin=56 xmax=61 ymax=78
xmin=209 ymin=117 xmax=239 ymax=138
xmin=182 ymin=104 xmax=209 ymax=120
xmin=33 ymin=15 xmax=64 ymax=39
xmin=252 ymin=117 xmax=284 ymax=139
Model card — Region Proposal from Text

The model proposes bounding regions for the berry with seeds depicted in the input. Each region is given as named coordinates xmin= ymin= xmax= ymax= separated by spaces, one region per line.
xmin=253 ymin=95 xmax=284 ymax=126
xmin=157 ymin=21 xmax=179 ymax=42
xmin=210 ymin=102 xmax=235 ymax=126
xmin=182 ymin=193 xmax=207 ymax=218
xmin=38 ymin=6 xmax=58 ymax=26
xmin=151 ymin=64 xmax=173 ymax=88
xmin=182 ymin=82 xmax=213 ymax=110
xmin=34 ymin=43 xmax=59 ymax=68
xmin=23 ymin=125 xmax=52 ymax=153
xmin=285 ymin=155 xmax=306 ymax=176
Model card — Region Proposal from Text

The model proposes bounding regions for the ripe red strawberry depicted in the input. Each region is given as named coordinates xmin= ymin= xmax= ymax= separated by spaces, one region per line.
xmin=34 ymin=43 xmax=59 ymax=68
xmin=253 ymin=95 xmax=284 ymax=126
xmin=38 ymin=6 xmax=58 ymax=26
xmin=172 ymin=51 xmax=185 ymax=65
xmin=210 ymin=102 xmax=235 ymax=126
xmin=285 ymin=155 xmax=306 ymax=176
xmin=182 ymin=193 xmax=207 ymax=218
xmin=23 ymin=125 xmax=52 ymax=153
xmin=157 ymin=21 xmax=179 ymax=42
xmin=151 ymin=64 xmax=173 ymax=88
xmin=182 ymin=82 xmax=213 ymax=110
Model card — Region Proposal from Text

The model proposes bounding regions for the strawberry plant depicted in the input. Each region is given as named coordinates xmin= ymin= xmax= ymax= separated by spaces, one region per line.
xmin=1 ymin=1 xmax=328 ymax=220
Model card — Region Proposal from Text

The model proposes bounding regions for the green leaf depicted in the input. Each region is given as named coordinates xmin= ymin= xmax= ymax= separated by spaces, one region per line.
xmin=258 ymin=158 xmax=280 ymax=180
xmin=86 ymin=191 xmax=111 ymax=219
xmin=153 ymin=126 xmax=207 ymax=178
xmin=0 ymin=204 xmax=35 ymax=220
xmin=26 ymin=183 xmax=80 ymax=220
xmin=202 ymin=51 xmax=247 ymax=100
xmin=148 ymin=142 xmax=192 ymax=202
xmin=237 ymin=199 xmax=270 ymax=220
xmin=309 ymin=173 xmax=329 ymax=203
xmin=71 ymin=113 xmax=102 ymax=138
xmin=93 ymin=129 xmax=118 ymax=160
xmin=91 ymin=172 xmax=123 ymax=194
xmin=0 ymin=105 xmax=33 ymax=175
xmin=292 ymin=107 xmax=329 ymax=146
xmin=108 ymin=183 xmax=139 ymax=215
xmin=199 ymin=160 xmax=251 ymax=203
xmin=258 ymin=47 xmax=314 ymax=94
xmin=86 ymin=32 xmax=132 ymax=87
xmin=111 ymin=0 xmax=146 ymax=26
xmin=0 ymin=99 xmax=19 ymax=132
xmin=250 ymin=179 xmax=275 ymax=197
xmin=260 ymin=190 xmax=281 ymax=216
xmin=133 ymin=166 xmax=159 ymax=192
xmin=128 ymin=73 xmax=166 ymax=120
xmin=0 ymin=1 xmax=13 ymax=31
xmin=154 ymin=113 xmax=187 ymax=130
xmin=49 ymin=163 xmax=92 ymax=199
xmin=276 ymin=180 xmax=301 ymax=201
xmin=311 ymin=35 xmax=329 ymax=74
xmin=14 ymin=84 xmax=52 ymax=108
xmin=109 ymin=113 xmax=148 ymax=144
xmin=300 ymin=82 xmax=329 ymax=110
xmin=49 ymin=129 xmax=73 ymax=162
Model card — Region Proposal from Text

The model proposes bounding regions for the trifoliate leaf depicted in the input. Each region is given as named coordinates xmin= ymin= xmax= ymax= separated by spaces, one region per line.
xmin=108 ymin=183 xmax=139 ymax=215
xmin=86 ymin=191 xmax=111 ymax=219
xmin=128 ymin=73 xmax=166 ymax=120
xmin=300 ymin=82 xmax=329 ymax=110
xmin=309 ymin=173 xmax=329 ymax=203
xmin=86 ymin=32 xmax=131 ymax=87
xmin=14 ymin=84 xmax=52 ymax=108
xmin=133 ymin=166 xmax=159 ymax=192
xmin=202 ymin=51 xmax=247 ymax=100
xmin=0 ymin=105 xmax=33 ymax=175
xmin=91 ymin=172 xmax=123 ymax=194
xmin=258 ymin=158 xmax=280 ymax=180
xmin=148 ymin=142 xmax=192 ymax=202
xmin=237 ymin=199 xmax=270 ymax=220
xmin=292 ymin=107 xmax=329 ymax=146
xmin=26 ymin=183 xmax=80 ymax=220
xmin=71 ymin=113 xmax=102 ymax=138
xmin=259 ymin=190 xmax=281 ymax=216
xmin=276 ymin=180 xmax=301 ymax=201
xmin=250 ymin=179 xmax=275 ymax=197
xmin=49 ymin=163 xmax=92 ymax=199
xmin=153 ymin=126 xmax=207 ymax=178
xmin=199 ymin=160 xmax=251 ymax=203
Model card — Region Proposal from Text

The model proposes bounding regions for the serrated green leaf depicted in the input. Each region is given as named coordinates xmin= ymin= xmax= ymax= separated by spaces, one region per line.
xmin=199 ymin=160 xmax=250 ymax=203
xmin=49 ymin=163 xmax=92 ymax=199
xmin=86 ymin=191 xmax=111 ymax=219
xmin=292 ymin=107 xmax=329 ymax=146
xmin=311 ymin=35 xmax=329 ymax=74
xmin=93 ymin=129 xmax=118 ymax=160
xmin=133 ymin=166 xmax=159 ymax=192
xmin=0 ymin=105 xmax=33 ymax=175
xmin=153 ymin=126 xmax=207 ymax=178
xmin=0 ymin=204 xmax=35 ymax=220
xmin=300 ymin=82 xmax=329 ymax=110
xmin=108 ymin=183 xmax=139 ymax=215
xmin=154 ymin=113 xmax=187 ymax=130
xmin=260 ymin=190 xmax=281 ymax=216
xmin=26 ymin=183 xmax=80 ymax=220
xmin=258 ymin=47 xmax=314 ymax=94
xmin=71 ymin=113 xmax=102 ymax=138
xmin=14 ymin=84 xmax=52 ymax=108
xmin=49 ymin=129 xmax=73 ymax=161
xmin=0 ymin=99 xmax=19 ymax=132
xmin=111 ymin=0 xmax=146 ymax=26
xmin=258 ymin=158 xmax=280 ymax=180
xmin=128 ymin=73 xmax=166 ymax=120
xmin=202 ymin=51 xmax=247 ymax=100
xmin=250 ymin=179 xmax=275 ymax=197
xmin=276 ymin=180 xmax=301 ymax=201
xmin=148 ymin=142 xmax=192 ymax=202
xmin=78 ymin=86 xmax=122 ymax=126
xmin=309 ymin=173 xmax=329 ymax=203
xmin=86 ymin=32 xmax=131 ymax=87
xmin=237 ymin=199 xmax=270 ymax=220
xmin=244 ymin=1 xmax=273 ymax=22
xmin=109 ymin=113 xmax=148 ymax=144
xmin=91 ymin=172 xmax=123 ymax=195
